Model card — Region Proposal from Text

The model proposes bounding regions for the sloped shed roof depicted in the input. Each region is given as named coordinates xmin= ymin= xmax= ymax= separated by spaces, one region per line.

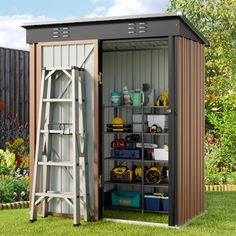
xmin=23 ymin=13 xmax=209 ymax=45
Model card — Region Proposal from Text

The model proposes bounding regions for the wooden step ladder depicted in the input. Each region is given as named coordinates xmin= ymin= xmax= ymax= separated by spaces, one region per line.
xmin=30 ymin=66 xmax=90 ymax=226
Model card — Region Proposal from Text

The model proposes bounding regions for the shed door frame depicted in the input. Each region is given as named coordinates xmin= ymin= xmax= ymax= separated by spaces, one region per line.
xmin=29 ymin=40 xmax=100 ymax=220
xmin=98 ymin=37 xmax=177 ymax=226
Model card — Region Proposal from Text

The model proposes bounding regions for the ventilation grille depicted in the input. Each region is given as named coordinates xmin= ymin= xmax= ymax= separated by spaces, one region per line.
xmin=52 ymin=27 xmax=70 ymax=39
xmin=128 ymin=22 xmax=148 ymax=34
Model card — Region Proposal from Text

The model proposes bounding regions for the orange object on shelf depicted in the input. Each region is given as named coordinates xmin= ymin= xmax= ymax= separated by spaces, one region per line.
xmin=0 ymin=101 xmax=6 ymax=110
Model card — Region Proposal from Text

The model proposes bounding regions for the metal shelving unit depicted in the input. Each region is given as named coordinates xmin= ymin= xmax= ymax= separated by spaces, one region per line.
xmin=102 ymin=104 xmax=169 ymax=214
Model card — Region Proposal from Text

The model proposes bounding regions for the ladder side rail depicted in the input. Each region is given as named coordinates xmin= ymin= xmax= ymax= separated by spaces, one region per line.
xmin=72 ymin=67 xmax=80 ymax=226
xmin=30 ymin=69 xmax=46 ymax=222
xmin=42 ymin=74 xmax=53 ymax=217
xmin=80 ymin=70 xmax=90 ymax=221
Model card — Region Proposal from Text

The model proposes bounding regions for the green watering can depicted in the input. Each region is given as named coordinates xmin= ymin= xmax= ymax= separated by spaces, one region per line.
xmin=129 ymin=89 xmax=144 ymax=107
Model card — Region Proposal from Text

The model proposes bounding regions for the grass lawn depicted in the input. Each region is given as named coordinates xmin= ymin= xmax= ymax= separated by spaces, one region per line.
xmin=0 ymin=192 xmax=235 ymax=236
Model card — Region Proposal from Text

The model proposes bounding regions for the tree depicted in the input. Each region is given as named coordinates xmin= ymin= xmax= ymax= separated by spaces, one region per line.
xmin=167 ymin=0 xmax=236 ymax=182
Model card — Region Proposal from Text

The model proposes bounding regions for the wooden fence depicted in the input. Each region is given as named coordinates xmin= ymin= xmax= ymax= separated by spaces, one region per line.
xmin=0 ymin=47 xmax=29 ymax=124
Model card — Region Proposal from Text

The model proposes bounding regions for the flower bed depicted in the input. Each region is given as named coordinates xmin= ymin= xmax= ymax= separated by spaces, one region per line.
xmin=0 ymin=111 xmax=30 ymax=204
xmin=0 ymin=175 xmax=29 ymax=203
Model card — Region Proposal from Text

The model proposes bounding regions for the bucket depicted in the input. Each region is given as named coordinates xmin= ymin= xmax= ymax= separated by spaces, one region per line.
xmin=111 ymin=91 xmax=122 ymax=106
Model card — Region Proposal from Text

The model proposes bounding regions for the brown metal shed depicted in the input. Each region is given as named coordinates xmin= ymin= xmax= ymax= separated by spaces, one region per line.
xmin=23 ymin=13 xmax=208 ymax=227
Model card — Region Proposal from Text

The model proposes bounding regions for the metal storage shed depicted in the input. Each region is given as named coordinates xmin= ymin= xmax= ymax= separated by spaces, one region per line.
xmin=23 ymin=13 xmax=209 ymax=227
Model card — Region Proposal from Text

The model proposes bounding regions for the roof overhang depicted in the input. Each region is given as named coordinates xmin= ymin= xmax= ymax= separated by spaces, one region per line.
xmin=22 ymin=13 xmax=209 ymax=46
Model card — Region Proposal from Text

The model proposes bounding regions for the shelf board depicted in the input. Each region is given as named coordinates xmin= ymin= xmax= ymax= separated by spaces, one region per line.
xmin=104 ymin=158 xmax=169 ymax=166
xmin=104 ymin=157 xmax=142 ymax=161
xmin=105 ymin=181 xmax=141 ymax=186
xmin=104 ymin=206 xmax=168 ymax=214
xmin=143 ymin=132 xmax=168 ymax=136
xmin=104 ymin=205 xmax=141 ymax=212
xmin=104 ymin=132 xmax=168 ymax=136
xmin=104 ymin=132 xmax=137 ymax=135
xmin=104 ymin=181 xmax=168 ymax=189
xmin=144 ymin=183 xmax=168 ymax=188
xmin=104 ymin=105 xmax=169 ymax=109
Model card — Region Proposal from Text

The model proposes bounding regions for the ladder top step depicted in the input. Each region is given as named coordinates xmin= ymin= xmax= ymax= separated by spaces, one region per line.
xmin=38 ymin=161 xmax=73 ymax=167
xmin=43 ymin=99 xmax=73 ymax=102
xmin=35 ymin=191 xmax=73 ymax=199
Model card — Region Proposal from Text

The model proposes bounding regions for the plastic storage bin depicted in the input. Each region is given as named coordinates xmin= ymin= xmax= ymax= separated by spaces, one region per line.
xmin=111 ymin=191 xmax=141 ymax=208
xmin=144 ymin=195 xmax=162 ymax=211
xmin=162 ymin=196 xmax=169 ymax=211
xmin=111 ymin=149 xmax=141 ymax=159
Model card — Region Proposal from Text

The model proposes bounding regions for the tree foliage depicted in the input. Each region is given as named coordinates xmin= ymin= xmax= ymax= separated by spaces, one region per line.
xmin=167 ymin=0 xmax=236 ymax=181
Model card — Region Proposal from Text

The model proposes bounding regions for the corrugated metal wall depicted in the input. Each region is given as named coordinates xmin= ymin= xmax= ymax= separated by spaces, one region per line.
xmin=176 ymin=37 xmax=205 ymax=225
xmin=102 ymin=43 xmax=169 ymax=193
xmin=0 ymin=47 xmax=29 ymax=123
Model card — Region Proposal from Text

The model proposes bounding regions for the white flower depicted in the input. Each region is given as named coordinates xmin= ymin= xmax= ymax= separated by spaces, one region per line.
xmin=0 ymin=149 xmax=4 ymax=156
xmin=13 ymin=192 xmax=17 ymax=196
xmin=20 ymin=191 xmax=25 ymax=197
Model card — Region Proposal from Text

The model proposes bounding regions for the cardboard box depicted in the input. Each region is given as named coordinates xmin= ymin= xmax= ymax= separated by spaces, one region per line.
xmin=153 ymin=148 xmax=168 ymax=161
xmin=147 ymin=115 xmax=168 ymax=130
xmin=147 ymin=115 xmax=167 ymax=122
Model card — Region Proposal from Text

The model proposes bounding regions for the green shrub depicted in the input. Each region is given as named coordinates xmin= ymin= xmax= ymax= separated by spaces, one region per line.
xmin=226 ymin=172 xmax=236 ymax=185
xmin=205 ymin=133 xmax=236 ymax=185
xmin=0 ymin=176 xmax=29 ymax=203
xmin=168 ymin=0 xmax=236 ymax=186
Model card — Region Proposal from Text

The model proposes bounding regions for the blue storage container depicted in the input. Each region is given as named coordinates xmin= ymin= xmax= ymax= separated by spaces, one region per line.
xmin=144 ymin=195 xmax=162 ymax=211
xmin=111 ymin=149 xmax=141 ymax=159
xmin=162 ymin=196 xmax=169 ymax=211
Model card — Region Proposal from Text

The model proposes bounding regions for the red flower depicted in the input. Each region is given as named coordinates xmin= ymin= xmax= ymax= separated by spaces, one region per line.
xmin=15 ymin=156 xmax=22 ymax=168
xmin=0 ymin=101 xmax=6 ymax=110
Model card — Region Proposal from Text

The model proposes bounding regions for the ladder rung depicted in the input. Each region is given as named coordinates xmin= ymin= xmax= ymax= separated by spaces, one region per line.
xmin=38 ymin=161 xmax=73 ymax=167
xmin=43 ymin=98 xmax=73 ymax=102
xmin=35 ymin=191 xmax=73 ymax=199
xmin=44 ymin=67 xmax=84 ymax=71
xmin=40 ymin=130 xmax=72 ymax=135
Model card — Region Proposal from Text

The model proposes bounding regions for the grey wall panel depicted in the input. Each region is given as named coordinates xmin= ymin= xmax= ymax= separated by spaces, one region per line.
xmin=41 ymin=43 xmax=95 ymax=215
xmin=0 ymin=47 xmax=29 ymax=128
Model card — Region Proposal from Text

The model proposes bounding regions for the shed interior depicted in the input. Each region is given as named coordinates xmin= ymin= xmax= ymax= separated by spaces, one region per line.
xmin=101 ymin=39 xmax=170 ymax=223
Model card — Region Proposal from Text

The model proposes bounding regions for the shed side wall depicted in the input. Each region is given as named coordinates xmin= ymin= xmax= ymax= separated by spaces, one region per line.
xmin=176 ymin=37 xmax=205 ymax=225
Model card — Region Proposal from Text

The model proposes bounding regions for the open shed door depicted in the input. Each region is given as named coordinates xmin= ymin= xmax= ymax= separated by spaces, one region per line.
xmin=29 ymin=40 xmax=100 ymax=220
